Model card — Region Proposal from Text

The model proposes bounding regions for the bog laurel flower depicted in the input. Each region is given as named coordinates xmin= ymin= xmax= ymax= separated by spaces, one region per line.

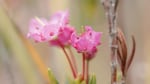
xmin=71 ymin=26 xmax=102 ymax=60
xmin=27 ymin=10 xmax=104 ymax=83
xmin=49 ymin=25 xmax=74 ymax=46
xmin=27 ymin=11 xmax=74 ymax=46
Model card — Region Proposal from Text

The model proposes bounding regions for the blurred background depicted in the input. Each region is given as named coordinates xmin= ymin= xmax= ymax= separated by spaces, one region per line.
xmin=0 ymin=0 xmax=150 ymax=84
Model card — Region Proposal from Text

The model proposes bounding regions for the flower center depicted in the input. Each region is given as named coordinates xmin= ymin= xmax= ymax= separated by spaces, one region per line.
xmin=49 ymin=32 xmax=54 ymax=36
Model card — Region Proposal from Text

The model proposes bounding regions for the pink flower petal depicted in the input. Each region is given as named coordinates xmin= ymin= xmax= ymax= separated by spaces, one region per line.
xmin=50 ymin=11 xmax=69 ymax=26
xmin=49 ymin=25 xmax=75 ymax=46
xmin=27 ymin=18 xmax=47 ymax=42
xmin=41 ymin=24 xmax=59 ymax=41
xmin=27 ymin=11 xmax=71 ymax=43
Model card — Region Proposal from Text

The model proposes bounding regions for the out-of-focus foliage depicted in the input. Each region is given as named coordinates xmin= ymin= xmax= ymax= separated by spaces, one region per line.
xmin=0 ymin=7 xmax=39 ymax=84
xmin=89 ymin=74 xmax=96 ymax=84
xmin=0 ymin=6 xmax=49 ymax=84
xmin=48 ymin=68 xmax=58 ymax=84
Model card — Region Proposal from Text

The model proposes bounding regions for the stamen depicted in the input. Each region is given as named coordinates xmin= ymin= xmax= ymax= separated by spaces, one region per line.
xmin=35 ymin=17 xmax=45 ymax=26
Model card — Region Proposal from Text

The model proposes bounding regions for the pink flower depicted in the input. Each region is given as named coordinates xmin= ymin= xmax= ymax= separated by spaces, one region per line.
xmin=49 ymin=11 xmax=69 ymax=26
xmin=41 ymin=11 xmax=70 ymax=42
xmin=27 ymin=11 xmax=71 ymax=43
xmin=27 ymin=18 xmax=48 ymax=42
xmin=49 ymin=25 xmax=75 ymax=46
xmin=70 ymin=26 xmax=102 ymax=60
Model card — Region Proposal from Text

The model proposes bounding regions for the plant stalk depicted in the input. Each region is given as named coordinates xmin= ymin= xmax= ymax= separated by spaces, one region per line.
xmin=61 ymin=46 xmax=77 ymax=78
xmin=85 ymin=60 xmax=89 ymax=84
xmin=68 ymin=47 xmax=78 ymax=75
xmin=100 ymin=0 xmax=119 ymax=84
xmin=82 ymin=53 xmax=86 ymax=80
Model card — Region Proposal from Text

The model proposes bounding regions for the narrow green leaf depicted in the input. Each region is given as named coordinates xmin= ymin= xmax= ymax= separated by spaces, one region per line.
xmin=48 ymin=68 xmax=59 ymax=84
xmin=89 ymin=74 xmax=96 ymax=84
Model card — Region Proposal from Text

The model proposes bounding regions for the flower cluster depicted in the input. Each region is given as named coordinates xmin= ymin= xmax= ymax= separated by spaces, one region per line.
xmin=27 ymin=11 xmax=102 ymax=84
xmin=71 ymin=26 xmax=102 ymax=60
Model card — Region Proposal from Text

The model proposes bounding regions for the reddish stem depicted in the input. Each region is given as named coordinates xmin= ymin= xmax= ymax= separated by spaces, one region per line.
xmin=82 ymin=53 xmax=86 ymax=80
xmin=61 ymin=46 xmax=77 ymax=78
xmin=82 ymin=53 xmax=89 ymax=84
xmin=85 ymin=60 xmax=89 ymax=84
xmin=68 ymin=47 xmax=78 ymax=75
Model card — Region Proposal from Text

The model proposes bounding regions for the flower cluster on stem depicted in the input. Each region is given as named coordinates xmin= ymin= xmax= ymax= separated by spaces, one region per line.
xmin=27 ymin=10 xmax=102 ymax=84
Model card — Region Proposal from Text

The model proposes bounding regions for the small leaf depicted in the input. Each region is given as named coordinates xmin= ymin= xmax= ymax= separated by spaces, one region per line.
xmin=48 ymin=68 xmax=59 ymax=84
xmin=126 ymin=36 xmax=136 ymax=71
xmin=89 ymin=74 xmax=96 ymax=84
xmin=75 ymin=78 xmax=85 ymax=84
xmin=65 ymin=76 xmax=75 ymax=84
xmin=66 ymin=75 xmax=85 ymax=84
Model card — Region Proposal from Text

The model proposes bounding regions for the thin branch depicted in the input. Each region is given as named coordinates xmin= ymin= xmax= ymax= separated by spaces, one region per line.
xmin=101 ymin=0 xmax=119 ymax=84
